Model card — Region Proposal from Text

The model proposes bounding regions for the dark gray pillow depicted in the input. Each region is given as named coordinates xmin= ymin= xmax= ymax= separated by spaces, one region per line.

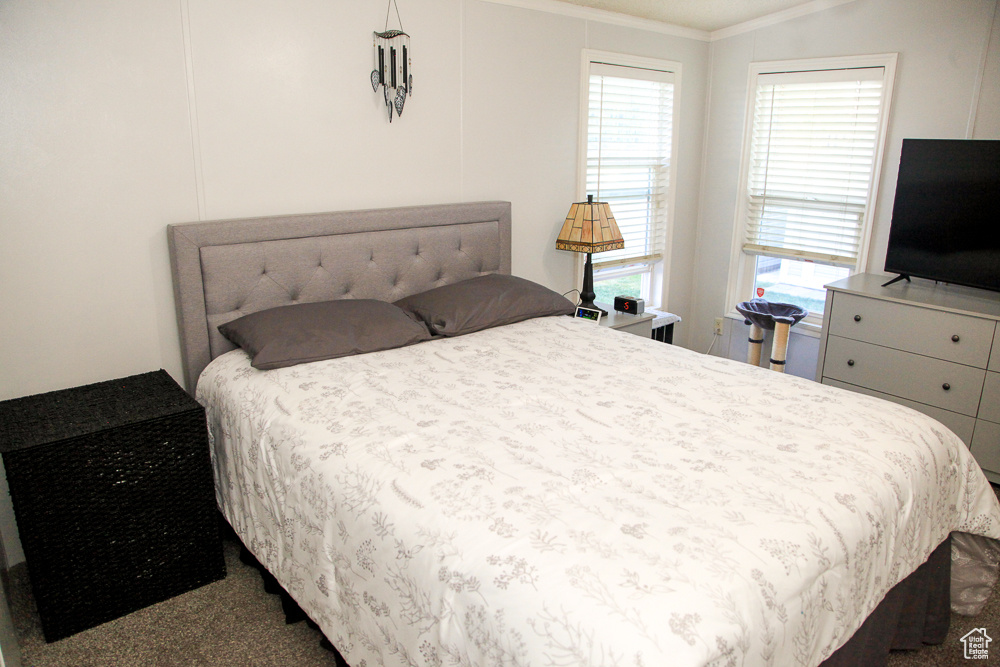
xmin=218 ymin=299 xmax=432 ymax=370
xmin=394 ymin=274 xmax=575 ymax=337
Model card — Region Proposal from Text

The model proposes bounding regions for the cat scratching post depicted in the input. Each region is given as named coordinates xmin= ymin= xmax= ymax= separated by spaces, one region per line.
xmin=735 ymin=299 xmax=808 ymax=373
xmin=770 ymin=321 xmax=791 ymax=373
xmin=746 ymin=324 xmax=764 ymax=366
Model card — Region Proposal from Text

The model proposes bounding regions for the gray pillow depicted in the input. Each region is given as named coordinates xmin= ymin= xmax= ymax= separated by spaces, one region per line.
xmin=394 ymin=274 xmax=575 ymax=337
xmin=218 ymin=299 xmax=432 ymax=370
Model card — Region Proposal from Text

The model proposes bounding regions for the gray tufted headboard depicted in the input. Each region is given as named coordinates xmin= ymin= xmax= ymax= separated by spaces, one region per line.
xmin=168 ymin=201 xmax=512 ymax=392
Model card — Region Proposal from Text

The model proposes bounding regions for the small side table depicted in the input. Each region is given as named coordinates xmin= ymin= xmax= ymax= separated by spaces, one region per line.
xmin=0 ymin=370 xmax=225 ymax=641
xmin=597 ymin=303 xmax=655 ymax=338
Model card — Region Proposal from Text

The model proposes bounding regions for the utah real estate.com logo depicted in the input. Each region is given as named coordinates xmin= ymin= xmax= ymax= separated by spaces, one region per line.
xmin=961 ymin=628 xmax=991 ymax=660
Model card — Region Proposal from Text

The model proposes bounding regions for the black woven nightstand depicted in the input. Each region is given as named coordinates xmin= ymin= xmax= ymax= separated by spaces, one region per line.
xmin=0 ymin=370 xmax=225 ymax=642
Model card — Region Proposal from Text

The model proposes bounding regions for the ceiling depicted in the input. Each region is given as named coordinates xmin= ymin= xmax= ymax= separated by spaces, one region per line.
xmin=552 ymin=0 xmax=819 ymax=32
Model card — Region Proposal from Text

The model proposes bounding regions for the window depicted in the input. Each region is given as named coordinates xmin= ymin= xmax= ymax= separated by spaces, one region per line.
xmin=727 ymin=55 xmax=897 ymax=327
xmin=579 ymin=51 xmax=679 ymax=308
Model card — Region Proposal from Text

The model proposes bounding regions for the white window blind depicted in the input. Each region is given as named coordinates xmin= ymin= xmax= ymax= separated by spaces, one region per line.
xmin=587 ymin=62 xmax=673 ymax=269
xmin=744 ymin=67 xmax=885 ymax=267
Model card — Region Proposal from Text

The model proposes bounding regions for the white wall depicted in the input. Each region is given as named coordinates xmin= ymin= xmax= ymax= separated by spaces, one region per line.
xmin=692 ymin=0 xmax=1000 ymax=375
xmin=0 ymin=0 xmax=708 ymax=564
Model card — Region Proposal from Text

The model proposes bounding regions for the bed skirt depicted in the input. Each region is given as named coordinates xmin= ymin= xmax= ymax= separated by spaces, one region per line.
xmin=229 ymin=511 xmax=951 ymax=667
xmin=822 ymin=533 xmax=951 ymax=666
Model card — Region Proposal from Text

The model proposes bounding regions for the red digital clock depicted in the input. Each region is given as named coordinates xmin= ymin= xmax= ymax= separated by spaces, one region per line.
xmin=613 ymin=296 xmax=644 ymax=314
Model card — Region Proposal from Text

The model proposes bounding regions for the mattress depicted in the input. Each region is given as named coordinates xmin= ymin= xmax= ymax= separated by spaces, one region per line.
xmin=198 ymin=314 xmax=1000 ymax=667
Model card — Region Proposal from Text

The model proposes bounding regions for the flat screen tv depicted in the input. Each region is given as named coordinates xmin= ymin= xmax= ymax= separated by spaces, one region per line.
xmin=883 ymin=138 xmax=1000 ymax=292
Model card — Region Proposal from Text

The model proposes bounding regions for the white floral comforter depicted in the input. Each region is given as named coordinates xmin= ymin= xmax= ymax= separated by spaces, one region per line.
xmin=198 ymin=315 xmax=1000 ymax=667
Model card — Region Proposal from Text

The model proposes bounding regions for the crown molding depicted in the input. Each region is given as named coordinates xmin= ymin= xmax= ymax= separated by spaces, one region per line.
xmin=475 ymin=0 xmax=858 ymax=43
xmin=709 ymin=0 xmax=857 ymax=41
xmin=476 ymin=0 xmax=711 ymax=41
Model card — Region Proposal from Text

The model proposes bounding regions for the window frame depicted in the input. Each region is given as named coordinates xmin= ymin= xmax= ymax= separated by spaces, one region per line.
xmin=576 ymin=49 xmax=681 ymax=309
xmin=724 ymin=53 xmax=897 ymax=332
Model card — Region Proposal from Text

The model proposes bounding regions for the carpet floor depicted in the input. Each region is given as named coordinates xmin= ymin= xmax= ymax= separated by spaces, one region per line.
xmin=8 ymin=537 xmax=339 ymax=667
xmin=6 ymin=531 xmax=1000 ymax=666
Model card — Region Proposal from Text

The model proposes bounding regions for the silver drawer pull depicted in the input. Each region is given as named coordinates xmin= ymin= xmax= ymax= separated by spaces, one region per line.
xmin=847 ymin=359 xmax=855 ymax=366
xmin=854 ymin=315 xmax=862 ymax=322
xmin=943 ymin=383 xmax=951 ymax=391
xmin=952 ymin=334 xmax=960 ymax=342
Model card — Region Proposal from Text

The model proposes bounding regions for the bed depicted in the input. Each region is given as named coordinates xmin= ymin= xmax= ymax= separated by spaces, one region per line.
xmin=168 ymin=201 xmax=1000 ymax=667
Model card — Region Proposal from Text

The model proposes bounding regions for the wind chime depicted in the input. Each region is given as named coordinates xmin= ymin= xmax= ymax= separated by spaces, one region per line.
xmin=370 ymin=0 xmax=411 ymax=122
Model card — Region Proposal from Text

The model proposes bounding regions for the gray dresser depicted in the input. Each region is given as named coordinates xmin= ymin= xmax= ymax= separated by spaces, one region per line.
xmin=816 ymin=273 xmax=1000 ymax=483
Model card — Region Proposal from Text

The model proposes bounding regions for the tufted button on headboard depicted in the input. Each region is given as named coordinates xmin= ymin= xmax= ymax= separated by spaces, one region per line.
xmin=167 ymin=201 xmax=512 ymax=392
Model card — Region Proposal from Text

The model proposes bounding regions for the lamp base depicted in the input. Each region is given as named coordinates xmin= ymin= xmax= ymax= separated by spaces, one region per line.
xmin=578 ymin=252 xmax=607 ymax=316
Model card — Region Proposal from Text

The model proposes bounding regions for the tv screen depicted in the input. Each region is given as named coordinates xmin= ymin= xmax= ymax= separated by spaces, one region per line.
xmin=884 ymin=139 xmax=1000 ymax=292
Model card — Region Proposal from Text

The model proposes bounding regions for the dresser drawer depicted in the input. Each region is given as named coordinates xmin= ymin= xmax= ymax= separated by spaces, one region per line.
xmin=980 ymin=372 xmax=1000 ymax=423
xmin=822 ymin=378 xmax=976 ymax=445
xmin=971 ymin=420 xmax=1000 ymax=476
xmin=823 ymin=335 xmax=986 ymax=416
xmin=829 ymin=292 xmax=994 ymax=367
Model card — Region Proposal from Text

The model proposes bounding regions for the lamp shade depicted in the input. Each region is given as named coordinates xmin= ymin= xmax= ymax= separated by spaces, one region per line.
xmin=554 ymin=195 xmax=624 ymax=316
xmin=555 ymin=196 xmax=624 ymax=254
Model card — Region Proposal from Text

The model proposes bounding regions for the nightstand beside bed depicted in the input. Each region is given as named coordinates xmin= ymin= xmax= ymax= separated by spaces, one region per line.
xmin=596 ymin=303 xmax=680 ymax=341
xmin=0 ymin=370 xmax=225 ymax=642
